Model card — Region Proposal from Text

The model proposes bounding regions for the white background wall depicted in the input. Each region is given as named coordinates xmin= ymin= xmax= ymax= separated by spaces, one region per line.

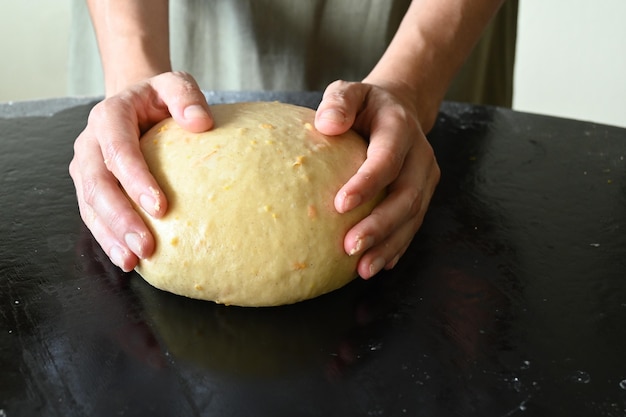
xmin=1 ymin=1 xmax=625 ymax=128
xmin=513 ymin=0 xmax=626 ymax=127
xmin=0 ymin=0 xmax=71 ymax=102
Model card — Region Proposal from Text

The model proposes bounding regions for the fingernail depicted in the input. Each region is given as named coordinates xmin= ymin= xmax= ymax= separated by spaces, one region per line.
xmin=349 ymin=235 xmax=374 ymax=256
xmin=319 ymin=109 xmax=346 ymax=124
xmin=368 ymin=257 xmax=386 ymax=278
xmin=183 ymin=104 xmax=208 ymax=120
xmin=125 ymin=232 xmax=145 ymax=258
xmin=341 ymin=192 xmax=362 ymax=213
xmin=140 ymin=188 xmax=161 ymax=215
xmin=110 ymin=244 xmax=128 ymax=269
xmin=140 ymin=194 xmax=156 ymax=214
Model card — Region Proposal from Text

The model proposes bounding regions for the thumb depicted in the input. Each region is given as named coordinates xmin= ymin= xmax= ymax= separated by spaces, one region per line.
xmin=180 ymin=103 xmax=214 ymax=132
xmin=315 ymin=80 xmax=366 ymax=136
xmin=149 ymin=71 xmax=214 ymax=133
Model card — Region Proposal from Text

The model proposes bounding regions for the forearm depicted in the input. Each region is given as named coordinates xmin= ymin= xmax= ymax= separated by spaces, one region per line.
xmin=87 ymin=0 xmax=171 ymax=96
xmin=363 ymin=0 xmax=504 ymax=132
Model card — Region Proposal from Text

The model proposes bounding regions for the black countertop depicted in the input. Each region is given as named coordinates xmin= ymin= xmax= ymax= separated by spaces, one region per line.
xmin=1 ymin=92 xmax=625 ymax=417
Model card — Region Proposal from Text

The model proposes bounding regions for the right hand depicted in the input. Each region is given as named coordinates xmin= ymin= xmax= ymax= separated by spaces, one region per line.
xmin=69 ymin=71 xmax=213 ymax=272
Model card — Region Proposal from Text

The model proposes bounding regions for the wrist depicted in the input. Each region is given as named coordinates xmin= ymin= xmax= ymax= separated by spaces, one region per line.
xmin=104 ymin=65 xmax=171 ymax=97
xmin=102 ymin=42 xmax=172 ymax=96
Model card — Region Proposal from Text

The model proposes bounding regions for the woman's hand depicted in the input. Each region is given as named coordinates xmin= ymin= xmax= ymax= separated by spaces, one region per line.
xmin=315 ymin=80 xmax=441 ymax=279
xmin=69 ymin=71 xmax=213 ymax=271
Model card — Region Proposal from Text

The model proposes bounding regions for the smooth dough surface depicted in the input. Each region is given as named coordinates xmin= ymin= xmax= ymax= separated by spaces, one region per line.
xmin=133 ymin=101 xmax=381 ymax=307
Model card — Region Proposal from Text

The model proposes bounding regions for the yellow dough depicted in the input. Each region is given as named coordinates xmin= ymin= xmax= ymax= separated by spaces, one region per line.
xmin=133 ymin=101 xmax=382 ymax=307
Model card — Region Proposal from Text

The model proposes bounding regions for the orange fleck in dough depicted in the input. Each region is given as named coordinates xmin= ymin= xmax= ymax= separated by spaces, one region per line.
xmin=194 ymin=283 xmax=203 ymax=291
xmin=307 ymin=204 xmax=318 ymax=220
xmin=157 ymin=124 xmax=169 ymax=133
xmin=293 ymin=155 xmax=305 ymax=167
xmin=170 ymin=237 xmax=179 ymax=246
xmin=260 ymin=123 xmax=275 ymax=129
xmin=303 ymin=122 xmax=313 ymax=131
xmin=293 ymin=262 xmax=308 ymax=270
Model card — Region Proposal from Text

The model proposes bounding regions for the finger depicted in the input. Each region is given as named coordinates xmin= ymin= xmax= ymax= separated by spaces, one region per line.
xmin=314 ymin=80 xmax=366 ymax=136
xmin=72 ymin=172 xmax=139 ymax=272
xmin=346 ymin=185 xmax=422 ymax=254
xmin=147 ymin=71 xmax=214 ymax=133
xmin=356 ymin=231 xmax=413 ymax=280
xmin=72 ymin=132 xmax=155 ymax=261
xmin=351 ymin=194 xmax=423 ymax=280
xmin=96 ymin=72 xmax=213 ymax=216
xmin=88 ymin=98 xmax=168 ymax=219
xmin=354 ymin=206 xmax=423 ymax=280
xmin=335 ymin=106 xmax=413 ymax=214
xmin=347 ymin=144 xmax=440 ymax=279
xmin=88 ymin=205 xmax=139 ymax=272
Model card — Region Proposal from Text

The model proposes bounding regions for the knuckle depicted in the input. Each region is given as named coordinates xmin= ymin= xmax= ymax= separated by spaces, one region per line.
xmin=172 ymin=71 xmax=200 ymax=92
xmin=327 ymin=79 xmax=351 ymax=91
xmin=69 ymin=134 xmax=88 ymax=178
xmin=81 ymin=175 xmax=99 ymax=207
xmin=88 ymin=96 xmax=133 ymax=129
xmin=102 ymin=139 xmax=126 ymax=170
xmin=171 ymin=70 xmax=192 ymax=80
xmin=367 ymin=205 xmax=391 ymax=235
xmin=68 ymin=157 xmax=78 ymax=179
xmin=407 ymin=188 xmax=424 ymax=218
xmin=367 ymin=146 xmax=404 ymax=181
xmin=107 ymin=208 xmax=130 ymax=233
xmin=326 ymin=90 xmax=348 ymax=106
xmin=432 ymin=159 xmax=442 ymax=184
xmin=86 ymin=102 xmax=103 ymax=122
xmin=88 ymin=98 xmax=114 ymax=122
xmin=77 ymin=202 xmax=95 ymax=227
xmin=323 ymin=80 xmax=355 ymax=103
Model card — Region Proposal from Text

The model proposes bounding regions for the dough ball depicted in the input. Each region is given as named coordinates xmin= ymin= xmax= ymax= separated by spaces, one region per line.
xmin=133 ymin=101 xmax=382 ymax=307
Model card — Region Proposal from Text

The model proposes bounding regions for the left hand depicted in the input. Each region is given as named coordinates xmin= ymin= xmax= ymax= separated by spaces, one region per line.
xmin=315 ymin=80 xmax=441 ymax=279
